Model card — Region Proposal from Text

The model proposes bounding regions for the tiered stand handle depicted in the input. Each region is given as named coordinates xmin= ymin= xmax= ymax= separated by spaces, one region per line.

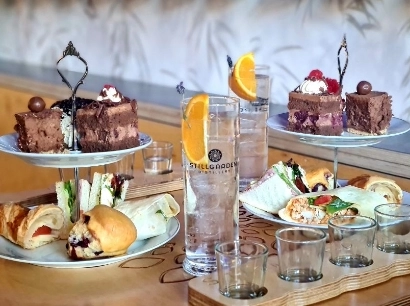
xmin=56 ymin=41 xmax=89 ymax=223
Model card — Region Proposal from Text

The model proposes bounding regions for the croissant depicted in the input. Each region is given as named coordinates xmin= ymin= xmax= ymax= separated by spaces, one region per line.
xmin=0 ymin=203 xmax=64 ymax=249
xmin=347 ymin=174 xmax=403 ymax=204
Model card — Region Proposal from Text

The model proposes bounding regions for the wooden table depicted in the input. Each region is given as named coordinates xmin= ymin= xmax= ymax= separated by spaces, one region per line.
xmin=1 ymin=190 xmax=410 ymax=306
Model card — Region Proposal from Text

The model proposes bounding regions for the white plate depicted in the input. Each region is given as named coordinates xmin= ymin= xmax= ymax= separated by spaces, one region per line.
xmin=0 ymin=217 xmax=179 ymax=268
xmin=242 ymin=180 xmax=410 ymax=230
xmin=267 ymin=113 xmax=410 ymax=147
xmin=0 ymin=132 xmax=152 ymax=168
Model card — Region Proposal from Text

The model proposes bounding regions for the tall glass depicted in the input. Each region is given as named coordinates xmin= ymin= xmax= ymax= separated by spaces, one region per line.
xmin=181 ymin=95 xmax=240 ymax=276
xmin=228 ymin=65 xmax=271 ymax=190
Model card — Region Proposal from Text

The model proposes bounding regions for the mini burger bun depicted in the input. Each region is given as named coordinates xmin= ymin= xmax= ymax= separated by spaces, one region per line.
xmin=85 ymin=205 xmax=137 ymax=255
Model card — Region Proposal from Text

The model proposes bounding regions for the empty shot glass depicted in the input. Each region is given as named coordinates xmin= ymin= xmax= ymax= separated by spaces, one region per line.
xmin=328 ymin=215 xmax=376 ymax=268
xmin=216 ymin=240 xmax=268 ymax=299
xmin=104 ymin=152 xmax=136 ymax=179
xmin=276 ymin=227 xmax=326 ymax=283
xmin=142 ymin=141 xmax=173 ymax=174
xmin=375 ymin=203 xmax=410 ymax=254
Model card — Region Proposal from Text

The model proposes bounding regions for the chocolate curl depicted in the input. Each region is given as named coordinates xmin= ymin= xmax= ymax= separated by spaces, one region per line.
xmin=176 ymin=81 xmax=185 ymax=95
xmin=227 ymin=55 xmax=233 ymax=68
xmin=337 ymin=34 xmax=349 ymax=87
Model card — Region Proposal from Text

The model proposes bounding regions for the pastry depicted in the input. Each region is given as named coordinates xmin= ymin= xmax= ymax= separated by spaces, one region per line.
xmin=0 ymin=203 xmax=64 ymax=249
xmin=347 ymin=174 xmax=403 ymax=203
xmin=14 ymin=97 xmax=65 ymax=153
xmin=304 ymin=166 xmax=334 ymax=192
xmin=278 ymin=186 xmax=388 ymax=225
xmin=67 ymin=205 xmax=137 ymax=260
xmin=288 ymin=69 xmax=343 ymax=136
xmin=75 ymin=85 xmax=139 ymax=152
xmin=345 ymin=81 xmax=392 ymax=135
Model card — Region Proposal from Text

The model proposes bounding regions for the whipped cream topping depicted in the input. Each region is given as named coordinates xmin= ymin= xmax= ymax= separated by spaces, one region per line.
xmin=299 ymin=79 xmax=328 ymax=94
xmin=97 ymin=85 xmax=124 ymax=103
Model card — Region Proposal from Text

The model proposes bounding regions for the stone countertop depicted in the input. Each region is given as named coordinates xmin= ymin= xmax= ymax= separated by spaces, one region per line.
xmin=0 ymin=60 xmax=409 ymax=178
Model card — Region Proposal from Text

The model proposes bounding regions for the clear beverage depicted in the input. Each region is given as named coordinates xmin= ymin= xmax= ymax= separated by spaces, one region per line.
xmin=143 ymin=156 xmax=172 ymax=174
xmin=182 ymin=97 xmax=240 ymax=276
xmin=229 ymin=67 xmax=271 ymax=190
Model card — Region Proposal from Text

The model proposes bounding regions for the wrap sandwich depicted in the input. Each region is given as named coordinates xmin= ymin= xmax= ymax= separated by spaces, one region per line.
xmin=239 ymin=159 xmax=309 ymax=214
xmin=278 ymin=186 xmax=388 ymax=225
xmin=114 ymin=193 xmax=180 ymax=240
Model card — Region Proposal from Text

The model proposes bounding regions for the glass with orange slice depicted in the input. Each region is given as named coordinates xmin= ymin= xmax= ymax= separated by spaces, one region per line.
xmin=181 ymin=93 xmax=240 ymax=276
xmin=228 ymin=53 xmax=271 ymax=191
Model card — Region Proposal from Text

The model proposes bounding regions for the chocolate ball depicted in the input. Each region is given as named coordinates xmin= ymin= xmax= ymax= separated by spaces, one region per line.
xmin=28 ymin=96 xmax=46 ymax=113
xmin=356 ymin=81 xmax=372 ymax=95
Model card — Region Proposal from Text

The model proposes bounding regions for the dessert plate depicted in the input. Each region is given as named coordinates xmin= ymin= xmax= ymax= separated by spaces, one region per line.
xmin=0 ymin=132 xmax=152 ymax=168
xmin=267 ymin=113 xmax=410 ymax=147
xmin=242 ymin=180 xmax=410 ymax=230
xmin=0 ymin=217 xmax=179 ymax=269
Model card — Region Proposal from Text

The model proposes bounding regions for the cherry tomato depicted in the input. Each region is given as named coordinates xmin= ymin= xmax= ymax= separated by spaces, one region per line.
xmin=32 ymin=225 xmax=52 ymax=237
xmin=314 ymin=195 xmax=333 ymax=206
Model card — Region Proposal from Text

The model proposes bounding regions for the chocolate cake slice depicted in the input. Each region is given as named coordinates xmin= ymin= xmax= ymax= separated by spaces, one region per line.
xmin=15 ymin=109 xmax=65 ymax=153
xmin=287 ymin=69 xmax=343 ymax=136
xmin=345 ymin=81 xmax=392 ymax=135
xmin=75 ymin=85 xmax=139 ymax=153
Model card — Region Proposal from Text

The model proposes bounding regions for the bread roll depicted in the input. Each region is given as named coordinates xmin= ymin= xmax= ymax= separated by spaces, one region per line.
xmin=67 ymin=205 xmax=137 ymax=260
xmin=0 ymin=203 xmax=64 ymax=249
xmin=347 ymin=174 xmax=403 ymax=203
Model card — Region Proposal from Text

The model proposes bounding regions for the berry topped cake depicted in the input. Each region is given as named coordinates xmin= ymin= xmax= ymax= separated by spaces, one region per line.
xmin=345 ymin=81 xmax=392 ymax=135
xmin=287 ymin=69 xmax=343 ymax=136
xmin=75 ymin=85 xmax=139 ymax=153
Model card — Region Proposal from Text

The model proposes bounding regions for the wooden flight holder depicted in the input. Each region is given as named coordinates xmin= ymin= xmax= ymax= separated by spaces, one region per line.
xmin=188 ymin=247 xmax=410 ymax=306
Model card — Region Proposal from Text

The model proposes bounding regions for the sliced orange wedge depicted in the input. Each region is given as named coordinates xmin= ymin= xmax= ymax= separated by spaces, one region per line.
xmin=181 ymin=94 xmax=209 ymax=165
xmin=229 ymin=52 xmax=257 ymax=101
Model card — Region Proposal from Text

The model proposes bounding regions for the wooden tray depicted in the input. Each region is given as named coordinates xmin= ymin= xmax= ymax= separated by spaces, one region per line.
xmin=188 ymin=248 xmax=410 ymax=306
xmin=0 ymin=164 xmax=183 ymax=206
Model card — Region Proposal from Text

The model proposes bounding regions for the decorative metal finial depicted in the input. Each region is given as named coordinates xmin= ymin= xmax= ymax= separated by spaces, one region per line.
xmin=56 ymin=41 xmax=88 ymax=151
xmin=227 ymin=55 xmax=233 ymax=69
xmin=176 ymin=82 xmax=185 ymax=95
xmin=337 ymin=34 xmax=349 ymax=87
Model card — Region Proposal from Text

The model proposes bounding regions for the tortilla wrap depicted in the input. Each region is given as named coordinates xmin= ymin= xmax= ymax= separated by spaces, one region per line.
xmin=115 ymin=193 xmax=180 ymax=240
xmin=239 ymin=164 xmax=302 ymax=214
xmin=280 ymin=186 xmax=388 ymax=225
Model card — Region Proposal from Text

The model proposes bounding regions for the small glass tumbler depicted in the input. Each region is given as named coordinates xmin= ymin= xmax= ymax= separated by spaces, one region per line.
xmin=216 ymin=240 xmax=268 ymax=299
xmin=276 ymin=227 xmax=326 ymax=282
xmin=104 ymin=152 xmax=136 ymax=179
xmin=142 ymin=141 xmax=173 ymax=174
xmin=375 ymin=203 xmax=410 ymax=254
xmin=228 ymin=65 xmax=270 ymax=191
xmin=328 ymin=215 xmax=376 ymax=268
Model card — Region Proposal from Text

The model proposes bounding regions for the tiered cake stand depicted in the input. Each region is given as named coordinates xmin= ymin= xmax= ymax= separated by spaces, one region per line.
xmin=242 ymin=112 xmax=410 ymax=228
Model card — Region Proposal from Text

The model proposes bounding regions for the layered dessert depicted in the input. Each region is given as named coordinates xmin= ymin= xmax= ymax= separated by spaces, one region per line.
xmin=288 ymin=69 xmax=343 ymax=136
xmin=345 ymin=81 xmax=392 ymax=135
xmin=76 ymin=85 xmax=139 ymax=152
xmin=51 ymin=97 xmax=95 ymax=148
xmin=14 ymin=97 xmax=65 ymax=153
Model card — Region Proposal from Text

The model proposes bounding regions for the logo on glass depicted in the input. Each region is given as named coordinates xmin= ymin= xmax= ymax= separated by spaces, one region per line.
xmin=208 ymin=149 xmax=222 ymax=162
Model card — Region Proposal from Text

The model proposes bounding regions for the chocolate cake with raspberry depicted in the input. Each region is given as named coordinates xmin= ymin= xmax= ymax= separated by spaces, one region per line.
xmin=75 ymin=85 xmax=139 ymax=153
xmin=288 ymin=69 xmax=343 ymax=136
xmin=15 ymin=97 xmax=65 ymax=153
xmin=345 ymin=81 xmax=392 ymax=135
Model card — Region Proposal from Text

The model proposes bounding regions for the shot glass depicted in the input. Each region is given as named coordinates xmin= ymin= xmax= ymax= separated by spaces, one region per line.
xmin=228 ymin=65 xmax=271 ymax=191
xmin=328 ymin=215 xmax=376 ymax=268
xmin=216 ymin=240 xmax=268 ymax=299
xmin=276 ymin=227 xmax=326 ymax=282
xmin=375 ymin=203 xmax=410 ymax=254
xmin=142 ymin=141 xmax=173 ymax=174
xmin=104 ymin=152 xmax=136 ymax=179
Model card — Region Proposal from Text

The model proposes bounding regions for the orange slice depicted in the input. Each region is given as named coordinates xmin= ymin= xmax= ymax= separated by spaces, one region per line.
xmin=181 ymin=94 xmax=209 ymax=165
xmin=229 ymin=52 xmax=257 ymax=101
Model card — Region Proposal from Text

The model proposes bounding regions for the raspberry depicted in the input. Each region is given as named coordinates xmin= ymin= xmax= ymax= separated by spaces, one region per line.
xmin=325 ymin=78 xmax=340 ymax=94
xmin=308 ymin=69 xmax=323 ymax=80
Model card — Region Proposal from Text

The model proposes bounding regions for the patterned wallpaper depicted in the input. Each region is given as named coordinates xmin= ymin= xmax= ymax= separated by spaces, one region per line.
xmin=0 ymin=0 xmax=409 ymax=119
